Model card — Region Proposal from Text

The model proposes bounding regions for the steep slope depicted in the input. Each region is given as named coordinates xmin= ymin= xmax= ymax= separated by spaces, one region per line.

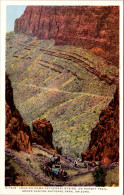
xmin=6 ymin=32 xmax=118 ymax=157
xmin=5 ymin=74 xmax=32 ymax=153
xmin=14 ymin=6 xmax=119 ymax=66
xmin=81 ymin=86 xmax=119 ymax=164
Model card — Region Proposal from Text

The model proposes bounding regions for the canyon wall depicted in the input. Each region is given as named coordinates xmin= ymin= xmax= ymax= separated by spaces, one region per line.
xmin=14 ymin=6 xmax=119 ymax=66
xmin=13 ymin=6 xmax=119 ymax=160
xmin=6 ymin=74 xmax=32 ymax=153
xmin=81 ymin=86 xmax=119 ymax=164
xmin=6 ymin=74 xmax=56 ymax=153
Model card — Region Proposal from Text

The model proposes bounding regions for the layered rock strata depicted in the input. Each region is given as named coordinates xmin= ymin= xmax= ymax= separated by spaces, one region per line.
xmin=14 ymin=6 xmax=119 ymax=66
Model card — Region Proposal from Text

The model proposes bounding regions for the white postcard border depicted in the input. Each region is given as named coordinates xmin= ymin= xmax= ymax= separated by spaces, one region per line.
xmin=0 ymin=1 xmax=123 ymax=195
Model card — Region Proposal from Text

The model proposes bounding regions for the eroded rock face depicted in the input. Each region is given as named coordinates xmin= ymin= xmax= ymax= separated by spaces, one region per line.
xmin=32 ymin=119 xmax=55 ymax=151
xmin=81 ymin=87 xmax=119 ymax=164
xmin=5 ymin=74 xmax=32 ymax=153
xmin=14 ymin=6 xmax=119 ymax=66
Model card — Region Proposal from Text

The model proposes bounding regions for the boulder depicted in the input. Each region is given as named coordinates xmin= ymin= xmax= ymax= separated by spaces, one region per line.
xmin=32 ymin=118 xmax=55 ymax=150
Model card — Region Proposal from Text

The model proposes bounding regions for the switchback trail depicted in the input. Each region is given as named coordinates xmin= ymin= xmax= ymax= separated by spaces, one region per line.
xmin=39 ymin=48 xmax=118 ymax=85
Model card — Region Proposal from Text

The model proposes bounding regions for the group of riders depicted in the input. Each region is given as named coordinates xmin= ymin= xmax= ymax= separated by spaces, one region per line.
xmin=43 ymin=153 xmax=98 ymax=182
xmin=51 ymin=154 xmax=78 ymax=168
xmin=43 ymin=154 xmax=68 ymax=181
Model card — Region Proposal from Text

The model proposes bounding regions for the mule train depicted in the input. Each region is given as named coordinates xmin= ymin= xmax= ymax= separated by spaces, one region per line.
xmin=43 ymin=156 xmax=68 ymax=182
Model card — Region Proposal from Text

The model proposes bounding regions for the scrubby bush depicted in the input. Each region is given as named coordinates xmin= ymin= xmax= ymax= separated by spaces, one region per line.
xmin=93 ymin=166 xmax=106 ymax=186
xmin=73 ymin=150 xmax=80 ymax=158
xmin=26 ymin=157 xmax=31 ymax=163
xmin=5 ymin=157 xmax=19 ymax=186
xmin=56 ymin=146 xmax=62 ymax=155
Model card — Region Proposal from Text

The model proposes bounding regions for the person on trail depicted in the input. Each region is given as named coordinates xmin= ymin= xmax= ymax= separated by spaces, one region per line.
xmin=50 ymin=154 xmax=55 ymax=163
xmin=62 ymin=170 xmax=65 ymax=176
xmin=61 ymin=169 xmax=63 ymax=176
xmin=74 ymin=158 xmax=78 ymax=167
xmin=59 ymin=169 xmax=61 ymax=177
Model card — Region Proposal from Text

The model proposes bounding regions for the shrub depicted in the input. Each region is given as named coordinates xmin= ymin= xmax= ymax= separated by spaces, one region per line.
xmin=56 ymin=146 xmax=62 ymax=155
xmin=5 ymin=158 xmax=19 ymax=186
xmin=73 ymin=150 xmax=80 ymax=158
xmin=93 ymin=166 xmax=106 ymax=186
xmin=26 ymin=157 xmax=31 ymax=163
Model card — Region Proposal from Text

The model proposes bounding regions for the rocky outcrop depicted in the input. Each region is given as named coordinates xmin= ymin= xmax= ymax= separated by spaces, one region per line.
xmin=32 ymin=118 xmax=55 ymax=151
xmin=5 ymin=74 xmax=32 ymax=153
xmin=6 ymin=74 xmax=57 ymax=154
xmin=14 ymin=6 xmax=119 ymax=66
xmin=81 ymin=86 xmax=119 ymax=164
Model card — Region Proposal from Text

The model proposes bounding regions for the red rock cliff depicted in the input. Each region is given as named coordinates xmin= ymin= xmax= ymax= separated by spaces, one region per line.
xmin=32 ymin=118 xmax=55 ymax=151
xmin=5 ymin=74 xmax=32 ymax=153
xmin=81 ymin=86 xmax=119 ymax=164
xmin=14 ymin=6 xmax=119 ymax=66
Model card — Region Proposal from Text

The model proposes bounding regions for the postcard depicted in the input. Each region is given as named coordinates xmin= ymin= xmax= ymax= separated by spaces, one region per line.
xmin=0 ymin=0 xmax=123 ymax=194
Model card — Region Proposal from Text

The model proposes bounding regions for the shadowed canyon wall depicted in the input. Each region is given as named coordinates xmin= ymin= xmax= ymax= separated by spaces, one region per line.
xmin=14 ymin=6 xmax=119 ymax=66
xmin=6 ymin=74 xmax=32 ymax=153
xmin=81 ymin=86 xmax=119 ymax=164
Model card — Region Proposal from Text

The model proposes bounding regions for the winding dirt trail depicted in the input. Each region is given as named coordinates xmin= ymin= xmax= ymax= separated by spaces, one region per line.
xmin=5 ymin=146 xmax=119 ymax=186
xmin=13 ymin=82 xmax=112 ymax=98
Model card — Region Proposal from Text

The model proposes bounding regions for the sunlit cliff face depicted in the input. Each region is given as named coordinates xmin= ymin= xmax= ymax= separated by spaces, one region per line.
xmin=15 ymin=6 xmax=119 ymax=66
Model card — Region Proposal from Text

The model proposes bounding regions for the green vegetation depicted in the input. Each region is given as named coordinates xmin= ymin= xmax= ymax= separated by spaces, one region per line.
xmin=5 ymin=155 xmax=44 ymax=186
xmin=70 ymin=172 xmax=94 ymax=185
xmin=5 ymin=147 xmax=119 ymax=186
xmin=6 ymin=32 xmax=117 ymax=157
xmin=93 ymin=166 xmax=106 ymax=186
xmin=93 ymin=166 xmax=119 ymax=187
xmin=105 ymin=167 xmax=119 ymax=186
xmin=56 ymin=146 xmax=63 ymax=155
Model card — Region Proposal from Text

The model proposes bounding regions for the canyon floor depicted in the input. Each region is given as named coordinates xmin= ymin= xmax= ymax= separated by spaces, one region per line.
xmin=6 ymin=32 xmax=118 ymax=157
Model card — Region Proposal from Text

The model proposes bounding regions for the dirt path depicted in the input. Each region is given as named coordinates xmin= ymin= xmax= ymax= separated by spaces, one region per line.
xmin=13 ymin=82 xmax=112 ymax=99
xmin=5 ymin=146 xmax=119 ymax=186
xmin=5 ymin=148 xmax=65 ymax=186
